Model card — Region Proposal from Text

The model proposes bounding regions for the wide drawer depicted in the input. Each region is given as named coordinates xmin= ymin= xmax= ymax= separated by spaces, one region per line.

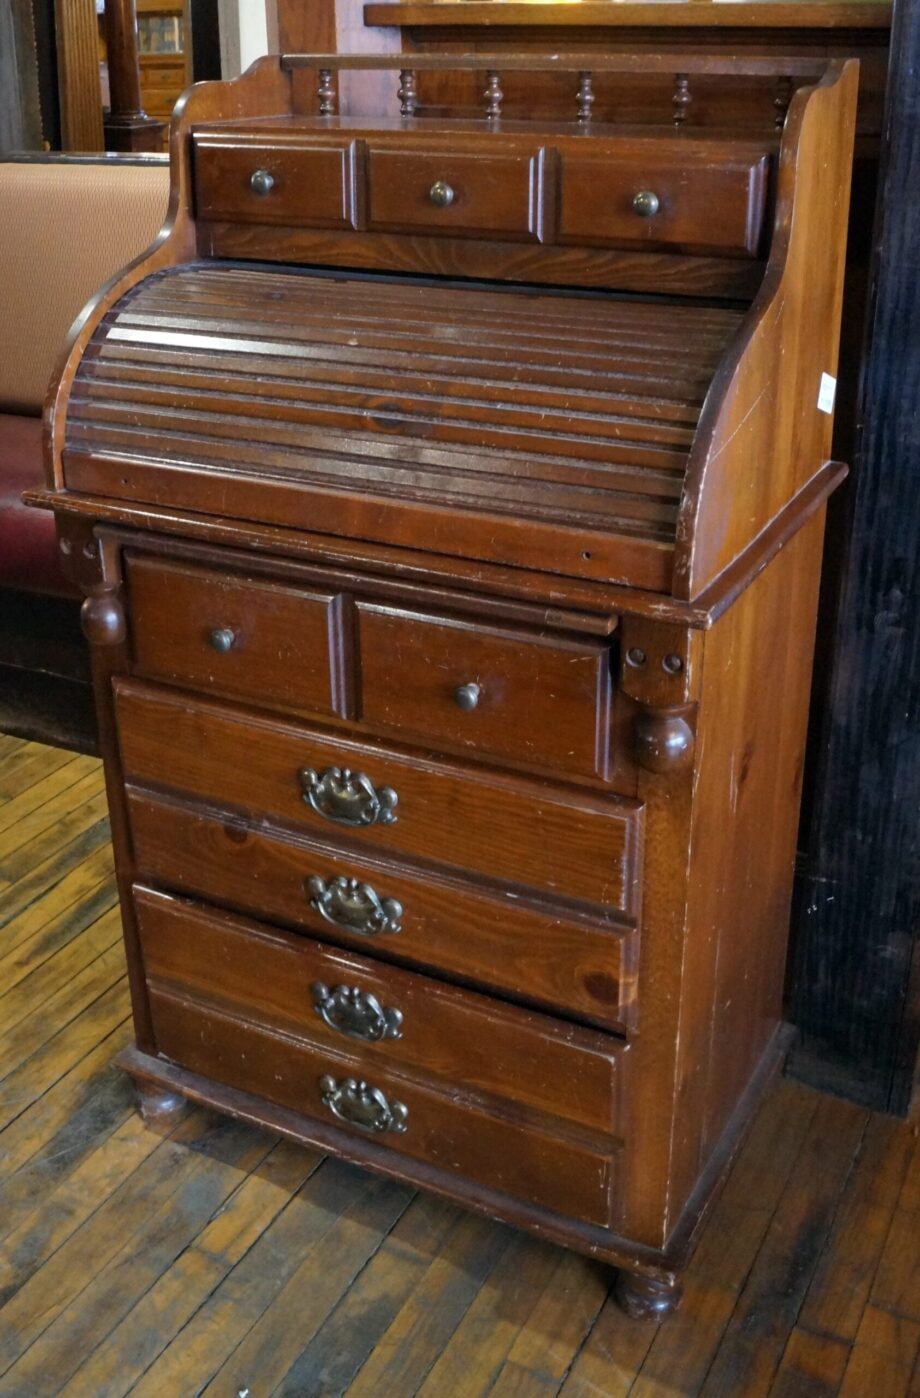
xmin=148 ymin=984 xmax=616 ymax=1225
xmin=366 ymin=139 xmax=546 ymax=241
xmin=134 ymin=885 xmax=624 ymax=1134
xmin=126 ymin=554 xmax=348 ymax=719
xmin=128 ymin=787 xmax=638 ymax=1031
xmin=193 ymin=132 xmax=360 ymax=228
xmin=356 ymin=603 xmax=613 ymax=779
xmin=115 ymin=681 xmax=642 ymax=914
xmin=558 ymin=143 xmax=770 ymax=257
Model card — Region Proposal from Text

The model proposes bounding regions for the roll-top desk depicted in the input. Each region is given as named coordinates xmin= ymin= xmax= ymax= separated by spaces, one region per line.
xmin=30 ymin=52 xmax=858 ymax=1317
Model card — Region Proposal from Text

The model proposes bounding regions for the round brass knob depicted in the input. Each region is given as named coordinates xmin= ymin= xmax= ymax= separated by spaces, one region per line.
xmin=428 ymin=180 xmax=455 ymax=208
xmin=453 ymin=682 xmax=481 ymax=711
xmin=250 ymin=168 xmax=275 ymax=196
xmin=208 ymin=627 xmax=236 ymax=653
xmin=632 ymin=189 xmax=660 ymax=218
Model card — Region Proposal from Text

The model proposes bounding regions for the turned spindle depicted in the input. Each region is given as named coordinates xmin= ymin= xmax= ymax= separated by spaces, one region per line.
xmin=484 ymin=70 xmax=503 ymax=120
xmin=318 ymin=68 xmax=337 ymax=117
xmin=398 ymin=69 xmax=418 ymax=117
xmin=672 ymin=72 xmax=691 ymax=127
xmin=576 ymin=71 xmax=595 ymax=123
xmin=773 ymin=75 xmax=794 ymax=131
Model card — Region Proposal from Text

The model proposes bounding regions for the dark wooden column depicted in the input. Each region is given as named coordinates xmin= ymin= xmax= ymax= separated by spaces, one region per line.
xmin=790 ymin=0 xmax=920 ymax=1115
xmin=102 ymin=0 xmax=164 ymax=150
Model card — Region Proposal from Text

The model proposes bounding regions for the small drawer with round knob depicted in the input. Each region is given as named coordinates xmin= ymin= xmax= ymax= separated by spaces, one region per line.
xmin=193 ymin=133 xmax=361 ymax=229
xmin=356 ymin=602 xmax=614 ymax=780
xmin=558 ymin=139 xmax=771 ymax=257
xmin=366 ymin=139 xmax=548 ymax=242
xmin=126 ymin=553 xmax=347 ymax=721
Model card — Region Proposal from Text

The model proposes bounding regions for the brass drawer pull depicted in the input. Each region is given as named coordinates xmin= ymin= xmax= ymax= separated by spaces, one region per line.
xmin=320 ymin=1074 xmax=408 ymax=1134
xmin=453 ymin=682 xmax=480 ymax=711
xmin=250 ymin=168 xmax=275 ymax=196
xmin=307 ymin=874 xmax=404 ymax=936
xmin=632 ymin=190 xmax=660 ymax=217
xmin=428 ymin=180 xmax=455 ymax=208
xmin=299 ymin=766 xmax=398 ymax=827
xmin=208 ymin=627 xmax=236 ymax=653
xmin=312 ymin=982 xmax=404 ymax=1041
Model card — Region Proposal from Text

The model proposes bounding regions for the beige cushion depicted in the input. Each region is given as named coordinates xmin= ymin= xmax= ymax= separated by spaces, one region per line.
xmin=0 ymin=161 xmax=170 ymax=414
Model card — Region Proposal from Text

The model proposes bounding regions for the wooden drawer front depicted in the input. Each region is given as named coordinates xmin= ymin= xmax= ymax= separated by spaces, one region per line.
xmin=128 ymin=790 xmax=637 ymax=1032
xmin=126 ymin=555 xmax=346 ymax=720
xmin=367 ymin=142 xmax=546 ymax=241
xmin=135 ymin=886 xmax=624 ymax=1134
xmin=148 ymin=986 xmax=615 ymax=1226
xmin=115 ymin=681 xmax=642 ymax=914
xmin=193 ymin=135 xmax=360 ymax=228
xmin=558 ymin=147 xmax=769 ymax=257
xmin=357 ymin=604 xmax=612 ymax=780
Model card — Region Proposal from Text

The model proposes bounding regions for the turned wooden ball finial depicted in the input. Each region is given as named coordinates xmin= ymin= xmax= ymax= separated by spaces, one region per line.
xmin=634 ymin=709 xmax=696 ymax=774
xmin=81 ymin=591 xmax=126 ymax=646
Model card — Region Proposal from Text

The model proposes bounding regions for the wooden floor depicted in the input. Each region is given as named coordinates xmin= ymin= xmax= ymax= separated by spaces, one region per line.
xmin=0 ymin=733 xmax=917 ymax=1398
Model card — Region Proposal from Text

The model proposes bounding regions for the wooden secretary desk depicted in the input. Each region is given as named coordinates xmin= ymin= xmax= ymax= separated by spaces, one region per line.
xmin=29 ymin=51 xmax=857 ymax=1316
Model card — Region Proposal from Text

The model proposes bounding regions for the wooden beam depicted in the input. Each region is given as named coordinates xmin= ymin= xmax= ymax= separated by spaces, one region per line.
xmin=790 ymin=0 xmax=920 ymax=1115
xmin=54 ymin=0 xmax=104 ymax=150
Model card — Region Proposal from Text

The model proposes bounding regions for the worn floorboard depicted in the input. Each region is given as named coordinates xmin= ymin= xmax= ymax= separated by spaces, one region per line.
xmin=0 ymin=740 xmax=917 ymax=1397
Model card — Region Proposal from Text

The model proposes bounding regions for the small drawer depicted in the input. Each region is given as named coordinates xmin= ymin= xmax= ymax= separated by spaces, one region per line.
xmin=126 ymin=554 xmax=347 ymax=720
xmin=148 ymin=982 xmax=616 ymax=1226
xmin=366 ymin=140 xmax=547 ymax=242
xmin=128 ymin=788 xmax=638 ymax=1031
xmin=135 ymin=885 xmax=624 ymax=1134
xmin=357 ymin=603 xmax=612 ymax=779
xmin=558 ymin=142 xmax=770 ymax=258
xmin=115 ymin=680 xmax=643 ymax=915
xmin=193 ymin=133 xmax=360 ymax=228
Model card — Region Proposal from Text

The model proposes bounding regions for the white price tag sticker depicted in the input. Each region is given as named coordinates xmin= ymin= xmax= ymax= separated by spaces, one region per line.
xmin=817 ymin=372 xmax=837 ymax=415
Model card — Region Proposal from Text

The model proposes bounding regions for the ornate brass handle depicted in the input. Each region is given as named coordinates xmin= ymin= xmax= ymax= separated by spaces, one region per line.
xmin=307 ymin=874 xmax=403 ymax=936
xmin=632 ymin=190 xmax=660 ymax=217
xmin=208 ymin=627 xmax=236 ymax=653
xmin=299 ymin=766 xmax=398 ymax=827
xmin=312 ymin=982 xmax=403 ymax=1041
xmin=320 ymin=1075 xmax=408 ymax=1134
xmin=429 ymin=180 xmax=455 ymax=208
xmin=250 ymin=168 xmax=275 ymax=195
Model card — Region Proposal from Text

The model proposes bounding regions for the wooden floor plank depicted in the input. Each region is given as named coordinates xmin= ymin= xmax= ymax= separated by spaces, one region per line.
xmin=0 ymin=938 xmax=126 ymax=1083
xmin=0 ymin=843 xmax=116 ymax=961
xmin=837 ymin=1305 xmax=920 ymax=1398
xmin=58 ymin=1138 xmax=318 ymax=1398
xmin=0 ymin=1111 xmax=272 ymax=1391
xmin=797 ymin=1113 xmax=915 ymax=1344
xmin=481 ymin=1249 xmax=610 ymax=1398
xmin=696 ymin=1096 xmax=869 ymax=1398
xmin=0 ymin=875 xmax=118 ymax=996
xmin=768 ymin=1328 xmax=852 ymax=1398
xmin=416 ymin=1231 xmax=564 ymax=1397
xmin=127 ymin=1157 xmax=375 ymax=1398
xmin=0 ymin=783 xmax=108 ymax=887
xmin=0 ymin=755 xmax=99 ymax=842
xmin=0 ymin=820 xmax=113 ymax=939
xmin=623 ymin=1080 xmax=823 ymax=1398
xmin=344 ymin=1212 xmax=514 ymax=1397
xmin=201 ymin=1174 xmax=415 ymax=1396
xmin=0 ymin=743 xmax=75 ymax=801
xmin=272 ymin=1191 xmax=461 ymax=1398
xmin=0 ymin=735 xmax=913 ymax=1398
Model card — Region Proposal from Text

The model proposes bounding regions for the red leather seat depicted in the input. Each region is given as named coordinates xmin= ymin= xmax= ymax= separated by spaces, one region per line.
xmin=0 ymin=413 xmax=76 ymax=597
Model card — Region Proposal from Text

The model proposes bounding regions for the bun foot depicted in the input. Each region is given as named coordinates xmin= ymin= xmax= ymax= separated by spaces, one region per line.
xmin=614 ymin=1269 xmax=683 ymax=1321
xmin=134 ymin=1079 xmax=187 ymax=1126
